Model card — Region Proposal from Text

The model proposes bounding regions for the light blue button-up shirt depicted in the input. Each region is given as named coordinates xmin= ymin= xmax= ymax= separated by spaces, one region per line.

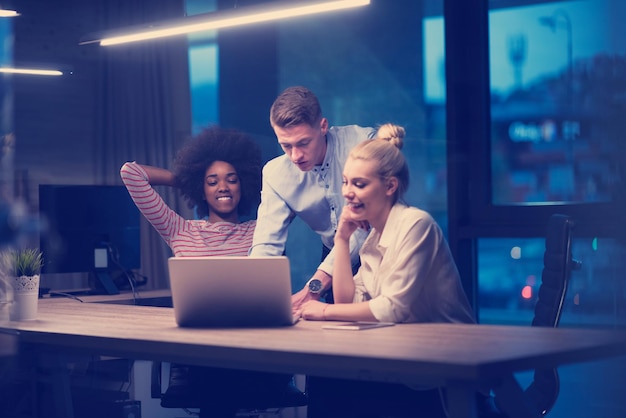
xmin=250 ymin=125 xmax=375 ymax=275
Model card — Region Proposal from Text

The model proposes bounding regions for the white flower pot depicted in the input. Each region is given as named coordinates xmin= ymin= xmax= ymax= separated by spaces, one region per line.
xmin=9 ymin=275 xmax=40 ymax=321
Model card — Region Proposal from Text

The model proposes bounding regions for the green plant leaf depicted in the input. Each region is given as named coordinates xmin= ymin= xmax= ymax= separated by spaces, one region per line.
xmin=0 ymin=248 xmax=44 ymax=277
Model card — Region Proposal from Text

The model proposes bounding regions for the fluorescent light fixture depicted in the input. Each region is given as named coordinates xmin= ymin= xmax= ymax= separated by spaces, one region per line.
xmin=0 ymin=68 xmax=63 ymax=76
xmin=83 ymin=0 xmax=370 ymax=46
xmin=0 ymin=9 xmax=19 ymax=17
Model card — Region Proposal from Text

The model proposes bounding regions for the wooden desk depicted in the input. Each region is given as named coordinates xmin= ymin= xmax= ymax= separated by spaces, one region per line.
xmin=2 ymin=298 xmax=626 ymax=418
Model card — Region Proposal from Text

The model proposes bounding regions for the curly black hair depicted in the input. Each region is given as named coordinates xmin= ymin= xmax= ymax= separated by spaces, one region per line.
xmin=173 ymin=126 xmax=262 ymax=219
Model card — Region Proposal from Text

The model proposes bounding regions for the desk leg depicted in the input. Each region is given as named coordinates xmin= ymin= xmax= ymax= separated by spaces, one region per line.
xmin=445 ymin=380 xmax=477 ymax=418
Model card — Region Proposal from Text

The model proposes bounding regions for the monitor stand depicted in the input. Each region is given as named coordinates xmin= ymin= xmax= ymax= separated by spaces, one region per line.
xmin=92 ymin=270 xmax=120 ymax=295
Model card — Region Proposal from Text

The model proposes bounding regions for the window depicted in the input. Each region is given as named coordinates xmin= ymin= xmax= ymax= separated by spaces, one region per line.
xmin=479 ymin=237 xmax=626 ymax=326
xmin=186 ymin=0 xmax=219 ymax=133
xmin=489 ymin=0 xmax=623 ymax=207
xmin=443 ymin=0 xmax=626 ymax=327
xmin=476 ymin=0 xmax=626 ymax=327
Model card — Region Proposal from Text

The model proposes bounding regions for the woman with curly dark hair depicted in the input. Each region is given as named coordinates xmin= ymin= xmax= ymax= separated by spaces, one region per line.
xmin=120 ymin=125 xmax=262 ymax=256
xmin=121 ymin=126 xmax=296 ymax=416
xmin=173 ymin=126 xmax=262 ymax=221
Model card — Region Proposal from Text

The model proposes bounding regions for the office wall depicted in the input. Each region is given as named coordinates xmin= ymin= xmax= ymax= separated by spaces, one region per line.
xmin=8 ymin=0 xmax=191 ymax=290
xmin=12 ymin=0 xmax=102 ymax=200
xmin=12 ymin=0 xmax=190 ymax=203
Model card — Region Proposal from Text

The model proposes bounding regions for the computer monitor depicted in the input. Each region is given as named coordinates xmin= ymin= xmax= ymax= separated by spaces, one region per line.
xmin=38 ymin=184 xmax=141 ymax=294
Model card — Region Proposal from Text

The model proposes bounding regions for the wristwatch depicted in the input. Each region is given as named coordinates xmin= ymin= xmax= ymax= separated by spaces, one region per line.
xmin=307 ymin=278 xmax=324 ymax=295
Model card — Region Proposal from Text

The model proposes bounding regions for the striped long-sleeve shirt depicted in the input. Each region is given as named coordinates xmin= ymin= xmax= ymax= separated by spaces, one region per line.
xmin=120 ymin=161 xmax=255 ymax=257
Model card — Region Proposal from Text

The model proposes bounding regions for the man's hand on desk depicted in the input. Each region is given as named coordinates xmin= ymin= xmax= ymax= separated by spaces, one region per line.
xmin=292 ymin=287 xmax=322 ymax=318
xmin=291 ymin=287 xmax=310 ymax=318
xmin=291 ymin=270 xmax=332 ymax=316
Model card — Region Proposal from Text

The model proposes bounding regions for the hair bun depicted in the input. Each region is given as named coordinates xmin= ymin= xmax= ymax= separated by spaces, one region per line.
xmin=375 ymin=123 xmax=405 ymax=150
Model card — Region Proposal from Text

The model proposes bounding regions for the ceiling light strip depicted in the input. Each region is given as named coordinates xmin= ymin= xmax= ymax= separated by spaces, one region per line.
xmin=98 ymin=0 xmax=370 ymax=46
xmin=0 ymin=10 xmax=19 ymax=17
xmin=0 ymin=68 xmax=63 ymax=76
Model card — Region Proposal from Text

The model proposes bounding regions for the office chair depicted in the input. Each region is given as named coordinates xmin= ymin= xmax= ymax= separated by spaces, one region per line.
xmin=492 ymin=213 xmax=582 ymax=417
xmin=151 ymin=362 xmax=307 ymax=418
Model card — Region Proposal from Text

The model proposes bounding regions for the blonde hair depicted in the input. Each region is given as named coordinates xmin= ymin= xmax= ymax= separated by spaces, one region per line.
xmin=348 ymin=123 xmax=409 ymax=203
xmin=375 ymin=123 xmax=405 ymax=150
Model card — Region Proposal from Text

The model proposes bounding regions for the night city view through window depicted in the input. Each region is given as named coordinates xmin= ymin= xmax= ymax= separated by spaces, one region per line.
xmin=425 ymin=0 xmax=626 ymax=326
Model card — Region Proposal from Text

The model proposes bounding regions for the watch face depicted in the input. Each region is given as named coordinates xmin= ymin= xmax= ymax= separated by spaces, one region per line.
xmin=308 ymin=279 xmax=323 ymax=294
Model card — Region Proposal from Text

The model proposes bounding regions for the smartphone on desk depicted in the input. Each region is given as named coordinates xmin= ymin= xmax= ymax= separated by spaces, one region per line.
xmin=322 ymin=321 xmax=395 ymax=331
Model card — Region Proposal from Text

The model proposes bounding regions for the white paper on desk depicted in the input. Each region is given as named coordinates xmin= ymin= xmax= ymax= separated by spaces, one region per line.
xmin=322 ymin=321 xmax=395 ymax=331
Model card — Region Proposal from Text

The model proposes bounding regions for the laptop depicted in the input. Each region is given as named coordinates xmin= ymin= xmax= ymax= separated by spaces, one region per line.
xmin=167 ymin=256 xmax=298 ymax=328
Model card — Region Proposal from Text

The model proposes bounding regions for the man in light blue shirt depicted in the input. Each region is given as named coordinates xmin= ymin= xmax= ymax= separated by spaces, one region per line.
xmin=249 ymin=86 xmax=375 ymax=311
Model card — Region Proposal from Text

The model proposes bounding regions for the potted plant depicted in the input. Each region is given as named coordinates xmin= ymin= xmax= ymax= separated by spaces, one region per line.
xmin=0 ymin=248 xmax=44 ymax=321
xmin=0 ymin=248 xmax=44 ymax=278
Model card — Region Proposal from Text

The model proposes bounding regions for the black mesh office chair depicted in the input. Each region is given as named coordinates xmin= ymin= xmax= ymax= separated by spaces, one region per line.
xmin=151 ymin=362 xmax=307 ymax=418
xmin=491 ymin=213 xmax=582 ymax=417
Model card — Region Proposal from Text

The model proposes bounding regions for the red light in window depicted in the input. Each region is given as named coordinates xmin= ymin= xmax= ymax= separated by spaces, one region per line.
xmin=521 ymin=285 xmax=533 ymax=299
